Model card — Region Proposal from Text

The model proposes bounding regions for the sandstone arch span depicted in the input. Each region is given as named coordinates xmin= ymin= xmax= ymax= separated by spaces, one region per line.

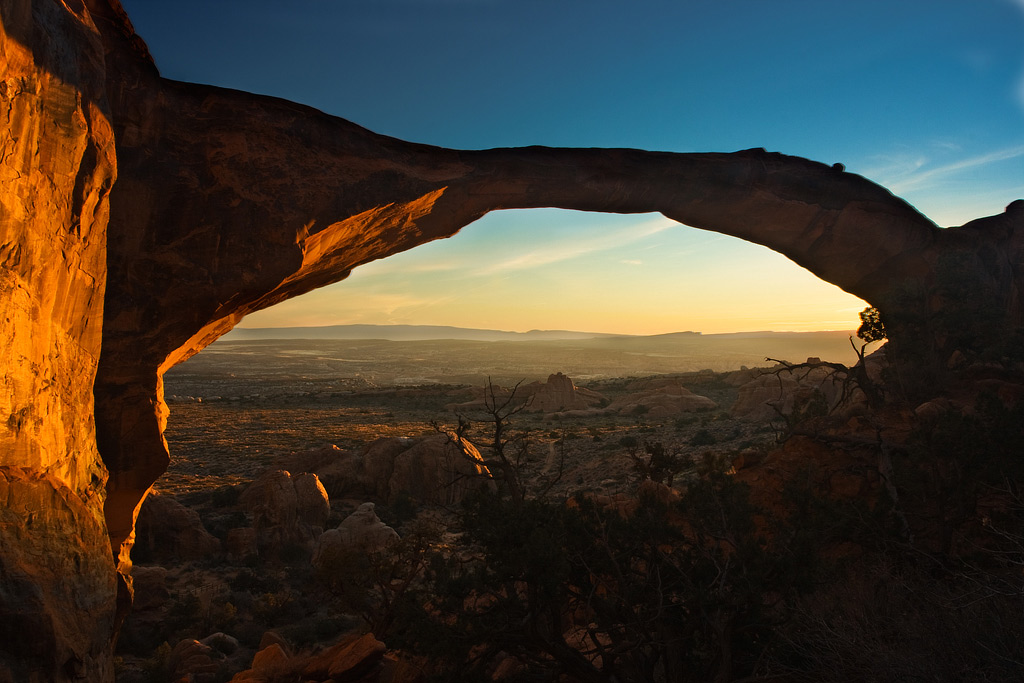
xmin=3 ymin=0 xmax=1023 ymax=679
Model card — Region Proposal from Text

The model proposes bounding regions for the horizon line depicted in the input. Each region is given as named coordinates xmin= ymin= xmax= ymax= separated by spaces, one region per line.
xmin=227 ymin=321 xmax=862 ymax=337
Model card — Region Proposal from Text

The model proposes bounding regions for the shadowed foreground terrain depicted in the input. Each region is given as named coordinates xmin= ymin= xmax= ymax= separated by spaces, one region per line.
xmin=116 ymin=339 xmax=1024 ymax=682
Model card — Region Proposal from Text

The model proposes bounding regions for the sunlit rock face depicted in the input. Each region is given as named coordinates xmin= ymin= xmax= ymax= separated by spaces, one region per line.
xmin=0 ymin=1 xmax=118 ymax=680
xmin=526 ymin=372 xmax=606 ymax=413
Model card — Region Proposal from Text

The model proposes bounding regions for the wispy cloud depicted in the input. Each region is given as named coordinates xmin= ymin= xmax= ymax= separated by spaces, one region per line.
xmin=885 ymin=144 xmax=1024 ymax=194
xmin=621 ymin=259 xmax=643 ymax=266
xmin=350 ymin=256 xmax=461 ymax=280
xmin=860 ymin=152 xmax=929 ymax=186
xmin=478 ymin=216 xmax=675 ymax=275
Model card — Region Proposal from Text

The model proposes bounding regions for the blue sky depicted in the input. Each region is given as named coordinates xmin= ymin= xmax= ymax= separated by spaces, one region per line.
xmin=119 ymin=0 xmax=1024 ymax=334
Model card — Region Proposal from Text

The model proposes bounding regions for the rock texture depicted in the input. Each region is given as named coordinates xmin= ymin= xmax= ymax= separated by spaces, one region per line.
xmin=730 ymin=361 xmax=842 ymax=422
xmin=525 ymin=373 xmax=606 ymax=413
xmin=229 ymin=632 xmax=390 ymax=683
xmin=312 ymin=502 xmax=400 ymax=573
xmin=729 ymin=354 xmax=886 ymax=421
xmin=239 ymin=470 xmax=330 ymax=557
xmin=0 ymin=1 xmax=118 ymax=680
xmin=606 ymin=378 xmax=717 ymax=417
xmin=134 ymin=490 xmax=221 ymax=562
xmin=314 ymin=434 xmax=491 ymax=507
xmin=4 ymin=0 xmax=1024 ymax=679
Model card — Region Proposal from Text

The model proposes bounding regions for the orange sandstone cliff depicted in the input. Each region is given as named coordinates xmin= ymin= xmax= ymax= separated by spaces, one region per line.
xmin=1 ymin=2 xmax=118 ymax=681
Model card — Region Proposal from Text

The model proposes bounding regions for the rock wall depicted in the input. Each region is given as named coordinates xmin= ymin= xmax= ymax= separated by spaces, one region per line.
xmin=0 ymin=1 xmax=117 ymax=681
xmin=2 ymin=0 xmax=1023 ymax=679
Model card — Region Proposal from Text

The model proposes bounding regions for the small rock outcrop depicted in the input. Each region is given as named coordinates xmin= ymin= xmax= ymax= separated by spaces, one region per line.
xmin=229 ymin=632 xmax=391 ymax=683
xmin=239 ymin=470 xmax=330 ymax=557
xmin=730 ymin=360 xmax=845 ymax=421
xmin=134 ymin=491 xmax=222 ymax=562
xmin=169 ymin=638 xmax=223 ymax=683
xmin=525 ymin=373 xmax=606 ymax=413
xmin=606 ymin=378 xmax=717 ymax=417
xmin=447 ymin=374 xmax=606 ymax=415
xmin=314 ymin=434 xmax=491 ymax=507
xmin=312 ymin=503 xmax=399 ymax=572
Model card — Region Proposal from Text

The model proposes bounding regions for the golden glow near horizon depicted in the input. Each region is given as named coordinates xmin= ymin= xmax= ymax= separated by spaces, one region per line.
xmin=240 ymin=210 xmax=872 ymax=335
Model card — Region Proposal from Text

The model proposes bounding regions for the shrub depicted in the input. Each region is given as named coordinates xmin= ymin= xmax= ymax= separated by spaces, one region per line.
xmin=689 ymin=428 xmax=716 ymax=446
xmin=399 ymin=454 xmax=823 ymax=682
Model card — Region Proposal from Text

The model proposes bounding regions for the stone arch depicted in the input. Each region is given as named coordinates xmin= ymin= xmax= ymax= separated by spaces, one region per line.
xmin=92 ymin=40 xmax=1024 ymax=600
xmin=50 ymin=0 xmax=1005 ymax=625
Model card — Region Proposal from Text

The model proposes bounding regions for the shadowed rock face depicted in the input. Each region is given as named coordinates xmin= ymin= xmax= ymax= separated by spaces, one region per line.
xmin=3 ymin=0 xmax=1023 ymax=678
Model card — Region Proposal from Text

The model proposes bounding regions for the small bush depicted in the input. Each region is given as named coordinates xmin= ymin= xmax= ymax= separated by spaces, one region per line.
xmin=689 ymin=428 xmax=717 ymax=446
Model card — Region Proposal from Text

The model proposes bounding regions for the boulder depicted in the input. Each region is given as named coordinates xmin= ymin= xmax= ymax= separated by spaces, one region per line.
xmin=129 ymin=565 xmax=169 ymax=612
xmin=170 ymin=638 xmax=222 ymax=682
xmin=308 ymin=446 xmax=369 ymax=497
xmin=313 ymin=503 xmax=399 ymax=571
xmin=386 ymin=434 xmax=490 ymax=506
xmin=303 ymin=633 xmax=387 ymax=681
xmin=250 ymin=643 xmax=289 ymax=673
xmin=730 ymin=360 xmax=844 ymax=421
xmin=525 ymin=373 xmax=605 ymax=413
xmin=256 ymin=630 xmax=291 ymax=657
xmin=135 ymin=491 xmax=222 ymax=562
xmin=315 ymin=434 xmax=491 ymax=507
xmin=294 ymin=472 xmax=331 ymax=528
xmin=240 ymin=470 xmax=330 ymax=557
xmin=201 ymin=632 xmax=240 ymax=656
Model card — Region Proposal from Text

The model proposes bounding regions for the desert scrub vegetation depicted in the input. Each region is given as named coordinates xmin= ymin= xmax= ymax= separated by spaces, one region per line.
xmin=310 ymin=432 xmax=836 ymax=682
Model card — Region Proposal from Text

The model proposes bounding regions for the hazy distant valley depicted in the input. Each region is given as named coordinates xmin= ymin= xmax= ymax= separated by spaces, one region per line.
xmin=176 ymin=326 xmax=868 ymax=389
xmin=158 ymin=326 xmax=868 ymax=492
xmin=161 ymin=326 xmax=828 ymax=493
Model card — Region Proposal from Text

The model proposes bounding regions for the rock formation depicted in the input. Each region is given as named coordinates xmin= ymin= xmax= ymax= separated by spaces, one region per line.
xmin=312 ymin=502 xmax=399 ymax=573
xmin=525 ymin=373 xmax=606 ymax=413
xmin=229 ymin=632 xmax=391 ymax=683
xmin=729 ymin=353 xmax=886 ymax=421
xmin=239 ymin=470 xmax=330 ymax=557
xmin=3 ymin=0 xmax=1024 ymax=679
xmin=314 ymin=434 xmax=491 ymax=507
xmin=134 ymin=490 xmax=221 ymax=563
xmin=606 ymin=378 xmax=717 ymax=417
xmin=1 ymin=2 xmax=118 ymax=680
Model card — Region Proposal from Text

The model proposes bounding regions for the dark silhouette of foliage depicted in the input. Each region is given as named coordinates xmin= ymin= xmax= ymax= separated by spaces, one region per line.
xmin=396 ymin=454 xmax=824 ymax=682
xmin=857 ymin=306 xmax=887 ymax=343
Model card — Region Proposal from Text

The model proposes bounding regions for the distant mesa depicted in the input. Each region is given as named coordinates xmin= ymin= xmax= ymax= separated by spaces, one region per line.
xmin=222 ymin=324 xmax=620 ymax=342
